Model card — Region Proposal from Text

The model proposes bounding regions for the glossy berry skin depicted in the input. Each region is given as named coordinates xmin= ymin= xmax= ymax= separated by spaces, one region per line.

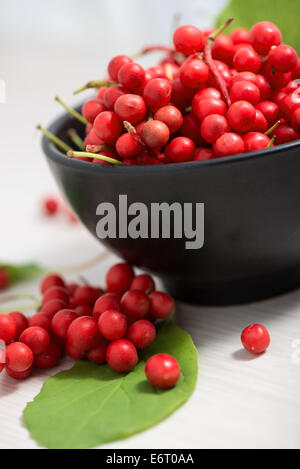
xmin=192 ymin=88 xmax=222 ymax=116
xmin=42 ymin=286 xmax=69 ymax=305
xmin=227 ymin=101 xmax=256 ymax=132
xmin=252 ymin=110 xmax=268 ymax=133
xmin=40 ymin=274 xmax=65 ymax=295
xmin=141 ymin=120 xmax=170 ymax=149
xmin=29 ymin=312 xmax=52 ymax=333
xmin=256 ymin=101 xmax=280 ymax=126
xmin=93 ymin=111 xmax=122 ymax=144
xmin=201 ymin=114 xmax=229 ymax=144
xmin=73 ymin=285 xmax=102 ymax=306
xmin=41 ymin=299 xmax=68 ymax=318
xmin=154 ymin=106 xmax=183 ymax=134
xmin=130 ymin=274 xmax=155 ymax=295
xmin=35 ymin=342 xmax=61 ymax=369
xmin=193 ymin=148 xmax=214 ymax=161
xmin=0 ymin=314 xmax=17 ymax=344
xmin=93 ymin=293 xmax=121 ymax=321
xmin=20 ymin=326 xmax=50 ymax=355
xmin=87 ymin=338 xmax=108 ymax=364
xmin=118 ymin=62 xmax=145 ymax=92
xmin=145 ymin=354 xmax=180 ymax=389
xmin=75 ymin=304 xmax=93 ymax=317
xmin=9 ymin=312 xmax=28 ymax=340
xmin=121 ymin=290 xmax=150 ymax=321
xmin=244 ymin=132 xmax=270 ymax=152
xmin=106 ymin=263 xmax=134 ymax=296
xmin=165 ymin=137 xmax=195 ymax=163
xmin=43 ymin=197 xmax=58 ymax=216
xmin=231 ymin=28 xmax=251 ymax=45
xmin=212 ymin=34 xmax=235 ymax=66
xmin=106 ymin=339 xmax=138 ymax=373
xmin=82 ymin=99 xmax=105 ymax=124
xmin=194 ymin=97 xmax=227 ymax=122
xmin=273 ymin=124 xmax=299 ymax=145
xmin=180 ymin=113 xmax=205 ymax=146
xmin=127 ymin=320 xmax=156 ymax=350
xmin=149 ymin=291 xmax=174 ymax=319
xmin=143 ymin=78 xmax=172 ymax=110
xmin=241 ymin=324 xmax=270 ymax=354
xmin=213 ymin=133 xmax=245 ymax=158
xmin=114 ymin=94 xmax=147 ymax=124
xmin=171 ymin=78 xmax=194 ymax=110
xmin=173 ymin=25 xmax=204 ymax=56
xmin=179 ymin=59 xmax=209 ymax=89
xmin=98 ymin=309 xmax=127 ymax=340
xmin=103 ymin=86 xmax=125 ymax=110
xmin=230 ymin=80 xmax=260 ymax=105
xmin=250 ymin=21 xmax=282 ymax=56
xmin=67 ymin=316 xmax=101 ymax=352
xmin=52 ymin=309 xmax=79 ymax=339
xmin=6 ymin=342 xmax=34 ymax=372
xmin=256 ymin=74 xmax=272 ymax=101
xmin=229 ymin=71 xmax=258 ymax=88
xmin=279 ymin=93 xmax=300 ymax=122
xmin=0 ymin=268 xmax=9 ymax=290
xmin=233 ymin=47 xmax=261 ymax=74
xmin=65 ymin=341 xmax=85 ymax=360
xmin=268 ymin=44 xmax=298 ymax=73
xmin=116 ymin=133 xmax=141 ymax=159
xmin=6 ymin=365 xmax=33 ymax=380
xmin=108 ymin=55 xmax=133 ymax=81
xmin=292 ymin=107 xmax=300 ymax=134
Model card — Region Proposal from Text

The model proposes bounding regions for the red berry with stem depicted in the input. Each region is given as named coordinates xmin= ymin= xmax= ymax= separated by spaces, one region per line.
xmin=108 ymin=55 xmax=133 ymax=81
xmin=180 ymin=113 xmax=205 ymax=146
xmin=179 ymin=59 xmax=209 ymax=89
xmin=193 ymin=148 xmax=214 ymax=161
xmin=35 ymin=342 xmax=61 ymax=369
xmin=93 ymin=293 xmax=121 ymax=321
xmin=82 ymin=99 xmax=105 ymax=124
xmin=106 ymin=263 xmax=134 ymax=296
xmin=42 ymin=286 xmax=69 ymax=305
xmin=130 ymin=274 xmax=155 ymax=295
xmin=9 ymin=312 xmax=28 ymax=340
xmin=67 ymin=316 xmax=101 ymax=352
xmin=145 ymin=354 xmax=180 ymax=389
xmin=103 ymin=86 xmax=125 ymax=110
xmin=241 ymin=324 xmax=270 ymax=354
xmin=121 ymin=290 xmax=150 ymax=321
xmin=154 ymin=106 xmax=183 ymax=133
xmin=0 ymin=314 xmax=17 ymax=344
xmin=292 ymin=107 xmax=300 ymax=134
xmin=233 ymin=47 xmax=261 ymax=74
xmin=273 ymin=123 xmax=299 ymax=144
xmin=114 ymin=94 xmax=147 ymax=124
xmin=93 ymin=111 xmax=122 ymax=144
xmin=141 ymin=120 xmax=170 ymax=149
xmin=230 ymin=80 xmax=260 ymax=105
xmin=65 ymin=341 xmax=85 ymax=360
xmin=52 ymin=309 xmax=79 ymax=339
xmin=165 ymin=136 xmax=196 ymax=163
xmin=268 ymin=44 xmax=298 ymax=73
xmin=252 ymin=109 xmax=268 ymax=133
xmin=243 ymin=132 xmax=271 ymax=152
xmin=98 ymin=309 xmax=127 ymax=340
xmin=143 ymin=78 xmax=172 ymax=110
xmin=6 ymin=342 xmax=34 ymax=372
xmin=84 ymin=128 xmax=105 ymax=148
xmin=118 ymin=62 xmax=145 ymax=92
xmin=227 ymin=100 xmax=256 ymax=132
xmin=41 ymin=299 xmax=68 ymax=318
xmin=126 ymin=320 xmax=156 ymax=350
xmin=213 ymin=132 xmax=245 ymax=158
xmin=87 ymin=338 xmax=108 ymax=364
xmin=256 ymin=101 xmax=280 ymax=125
xmin=193 ymin=97 xmax=227 ymax=121
xmin=201 ymin=114 xmax=229 ymax=144
xmin=173 ymin=25 xmax=204 ymax=56
xmin=29 ymin=313 xmax=52 ymax=333
xmin=6 ymin=365 xmax=33 ymax=380
xmin=116 ymin=133 xmax=141 ymax=159
xmin=171 ymin=78 xmax=194 ymax=110
xmin=43 ymin=197 xmax=59 ymax=216
xmin=231 ymin=28 xmax=251 ymax=45
xmin=73 ymin=285 xmax=103 ymax=306
xmin=40 ymin=273 xmax=65 ymax=294
xmin=106 ymin=339 xmax=138 ymax=373
xmin=149 ymin=291 xmax=174 ymax=319
xmin=20 ymin=326 xmax=50 ymax=355
xmin=250 ymin=21 xmax=282 ymax=56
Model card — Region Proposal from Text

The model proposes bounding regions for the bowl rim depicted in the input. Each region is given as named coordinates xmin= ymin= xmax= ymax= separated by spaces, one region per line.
xmin=42 ymin=108 xmax=300 ymax=174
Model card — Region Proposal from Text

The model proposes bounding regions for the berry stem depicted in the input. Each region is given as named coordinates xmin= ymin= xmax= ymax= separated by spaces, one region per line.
xmin=67 ymin=128 xmax=84 ymax=150
xmin=37 ymin=125 xmax=72 ymax=153
xmin=132 ymin=45 xmax=174 ymax=60
xmin=85 ymin=144 xmax=110 ymax=153
xmin=67 ymin=150 xmax=125 ymax=165
xmin=265 ymin=120 xmax=281 ymax=136
xmin=123 ymin=121 xmax=146 ymax=149
xmin=55 ymin=96 xmax=88 ymax=125
xmin=209 ymin=18 xmax=235 ymax=41
xmin=73 ymin=80 xmax=118 ymax=95
xmin=268 ymin=135 xmax=276 ymax=148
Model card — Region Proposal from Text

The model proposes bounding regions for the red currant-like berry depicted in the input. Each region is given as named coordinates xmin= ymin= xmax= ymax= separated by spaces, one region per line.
xmin=40 ymin=273 xmax=65 ymax=295
xmin=292 ymin=107 xmax=300 ymax=134
xmin=268 ymin=44 xmax=298 ymax=73
xmin=65 ymin=341 xmax=85 ymax=360
xmin=173 ymin=25 xmax=204 ymax=56
xmin=41 ymin=299 xmax=68 ymax=318
xmin=193 ymin=148 xmax=214 ymax=161
xmin=6 ymin=342 xmax=34 ymax=372
xmin=229 ymin=71 xmax=258 ymax=89
xmin=143 ymin=78 xmax=172 ymax=110
xmin=179 ymin=59 xmax=209 ymax=89
xmin=241 ymin=324 xmax=270 ymax=354
xmin=230 ymin=28 xmax=251 ymax=45
xmin=256 ymin=101 xmax=280 ymax=126
xmin=165 ymin=137 xmax=196 ymax=163
xmin=250 ymin=21 xmax=282 ymax=56
xmin=29 ymin=313 xmax=52 ymax=333
xmin=230 ymin=80 xmax=260 ymax=105
xmin=127 ymin=320 xmax=156 ymax=350
xmin=273 ymin=123 xmax=299 ymax=144
xmin=180 ymin=113 xmax=205 ymax=147
xmin=93 ymin=111 xmax=122 ymax=144
xmin=192 ymin=88 xmax=222 ymax=116
xmin=114 ymin=94 xmax=147 ymax=124
xmin=75 ymin=304 xmax=93 ymax=317
xmin=73 ymin=285 xmax=102 ymax=306
xmin=67 ymin=316 xmax=101 ymax=352
xmin=194 ymin=97 xmax=227 ymax=121
xmin=212 ymin=34 xmax=235 ymax=66
xmin=118 ymin=62 xmax=145 ymax=92
xmin=5 ymin=365 xmax=33 ymax=380
xmin=255 ymin=74 xmax=272 ymax=100
xmin=98 ymin=309 xmax=127 ymax=341
xmin=227 ymin=100 xmax=256 ymax=132
xmin=20 ymin=326 xmax=50 ymax=355
xmin=9 ymin=312 xmax=28 ymax=340
xmin=93 ymin=293 xmax=121 ymax=321
xmin=171 ymin=78 xmax=194 ymax=110
xmin=243 ymin=132 xmax=271 ymax=152
xmin=0 ymin=314 xmax=17 ymax=344
xmin=141 ymin=120 xmax=170 ymax=149
xmin=145 ymin=354 xmax=181 ymax=389
xmin=130 ymin=274 xmax=155 ymax=295
xmin=108 ymin=55 xmax=133 ymax=81
xmin=52 ymin=309 xmax=79 ymax=339
xmin=201 ymin=114 xmax=229 ymax=144
xmin=103 ymin=86 xmax=125 ymax=110
xmin=121 ymin=290 xmax=150 ymax=321
xmin=233 ymin=47 xmax=261 ymax=74
xmin=252 ymin=110 xmax=268 ymax=133
xmin=42 ymin=286 xmax=69 ymax=305
xmin=154 ymin=106 xmax=183 ymax=134
xmin=82 ymin=99 xmax=105 ymax=124
xmin=149 ymin=291 xmax=175 ymax=319
xmin=213 ymin=132 xmax=245 ymax=158
xmin=116 ymin=133 xmax=141 ymax=159
xmin=106 ymin=339 xmax=138 ymax=373
xmin=106 ymin=263 xmax=134 ymax=296
xmin=279 ymin=92 xmax=300 ymax=122
xmin=87 ymin=338 xmax=108 ymax=364
xmin=35 ymin=342 xmax=61 ymax=369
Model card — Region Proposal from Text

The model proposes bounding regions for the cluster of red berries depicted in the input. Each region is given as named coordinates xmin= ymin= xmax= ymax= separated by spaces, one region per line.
xmin=0 ymin=263 xmax=180 ymax=389
xmin=72 ymin=20 xmax=300 ymax=166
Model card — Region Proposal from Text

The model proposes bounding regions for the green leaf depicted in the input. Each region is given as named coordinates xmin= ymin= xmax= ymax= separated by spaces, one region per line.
xmin=23 ymin=323 xmax=198 ymax=449
xmin=216 ymin=0 xmax=300 ymax=53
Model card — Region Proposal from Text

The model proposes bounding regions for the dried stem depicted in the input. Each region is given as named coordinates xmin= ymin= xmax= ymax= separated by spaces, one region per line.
xmin=265 ymin=120 xmax=281 ymax=136
xmin=73 ymin=80 xmax=118 ymax=95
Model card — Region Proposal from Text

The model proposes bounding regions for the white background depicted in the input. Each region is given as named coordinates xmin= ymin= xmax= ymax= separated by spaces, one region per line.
xmin=0 ymin=0 xmax=299 ymax=450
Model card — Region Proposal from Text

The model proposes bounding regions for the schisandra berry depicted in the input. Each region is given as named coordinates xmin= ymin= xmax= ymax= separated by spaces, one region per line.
xmin=103 ymin=86 xmax=125 ymax=110
xmin=9 ymin=312 xmax=28 ymax=340
xmin=73 ymin=285 xmax=103 ymax=306
xmin=118 ymin=62 xmax=145 ymax=93
xmin=273 ymin=124 xmax=299 ymax=144
xmin=130 ymin=274 xmax=155 ymax=295
xmin=256 ymin=101 xmax=280 ymax=125
xmin=116 ymin=133 xmax=141 ymax=159
xmin=230 ymin=80 xmax=260 ymax=105
xmin=179 ymin=59 xmax=209 ymax=89
xmin=40 ymin=273 xmax=65 ymax=294
xmin=173 ymin=25 xmax=205 ymax=56
xmin=193 ymin=148 xmax=214 ymax=161
xmin=241 ymin=324 xmax=270 ymax=354
xmin=171 ymin=78 xmax=194 ymax=110
xmin=6 ymin=365 xmax=33 ymax=380
xmin=42 ymin=286 xmax=69 ymax=305
xmin=87 ymin=338 xmax=108 ymax=364
xmin=227 ymin=101 xmax=256 ymax=132
xmin=29 ymin=313 xmax=52 ymax=333
xmin=114 ymin=94 xmax=147 ymax=124
xmin=279 ymin=93 xmax=300 ymax=122
xmin=126 ymin=320 xmax=156 ymax=350
xmin=65 ymin=341 xmax=85 ymax=360
xmin=20 ymin=326 xmax=50 ymax=355
xmin=82 ymin=99 xmax=105 ymax=124
xmin=250 ymin=21 xmax=282 ymax=56
xmin=52 ymin=309 xmax=79 ymax=339
xmin=108 ymin=55 xmax=133 ymax=81
xmin=164 ymin=137 xmax=195 ymax=163
xmin=141 ymin=120 xmax=170 ymax=149
xmin=230 ymin=71 xmax=258 ymax=88
xmin=75 ymin=304 xmax=93 ymax=317
xmin=292 ymin=107 xmax=300 ymax=134
xmin=153 ymin=106 xmax=183 ymax=134
xmin=106 ymin=263 xmax=134 ymax=296
xmin=268 ymin=44 xmax=298 ymax=73
xmin=106 ymin=339 xmax=138 ymax=373
xmin=230 ymin=28 xmax=251 ymax=45
xmin=255 ymin=74 xmax=272 ymax=101
xmin=200 ymin=114 xmax=229 ymax=144
xmin=93 ymin=293 xmax=121 ymax=321
xmin=145 ymin=354 xmax=180 ymax=389
xmin=180 ymin=113 xmax=205 ymax=146
xmin=213 ymin=133 xmax=245 ymax=158
xmin=149 ymin=291 xmax=174 ymax=319
xmin=98 ymin=309 xmax=127 ymax=340
xmin=193 ymin=97 xmax=227 ymax=122
xmin=41 ymin=299 xmax=68 ymax=318
xmin=67 ymin=316 xmax=101 ymax=352
xmin=212 ymin=34 xmax=235 ymax=66
xmin=243 ymin=132 xmax=271 ymax=152
xmin=252 ymin=110 xmax=268 ymax=133
xmin=35 ymin=342 xmax=61 ymax=369
xmin=121 ymin=290 xmax=150 ymax=321
xmin=0 ymin=314 xmax=17 ymax=344
xmin=6 ymin=342 xmax=34 ymax=372
xmin=143 ymin=78 xmax=172 ymax=110
xmin=233 ymin=47 xmax=261 ymax=74
xmin=93 ymin=111 xmax=122 ymax=144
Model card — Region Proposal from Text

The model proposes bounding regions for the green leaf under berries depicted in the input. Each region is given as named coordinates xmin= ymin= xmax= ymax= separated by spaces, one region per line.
xmin=1 ymin=263 xmax=45 ymax=284
xmin=23 ymin=323 xmax=198 ymax=449
xmin=216 ymin=0 xmax=300 ymax=53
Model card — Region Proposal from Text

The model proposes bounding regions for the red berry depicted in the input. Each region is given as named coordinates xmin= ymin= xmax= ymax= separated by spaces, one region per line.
xmin=212 ymin=34 xmax=235 ymax=66
xmin=250 ymin=21 xmax=282 ymax=56
xmin=106 ymin=263 xmax=134 ymax=296
xmin=233 ymin=47 xmax=261 ymax=74
xmin=20 ymin=326 xmax=50 ymax=355
xmin=98 ymin=309 xmax=127 ymax=340
xmin=149 ymin=291 xmax=174 ymax=319
xmin=165 ymin=136 xmax=196 ymax=163
xmin=193 ymin=148 xmax=214 ymax=161
xmin=87 ymin=338 xmax=108 ymax=364
xmin=273 ymin=123 xmax=299 ymax=145
xmin=292 ymin=107 xmax=300 ymax=134
xmin=171 ymin=78 xmax=194 ymax=110
xmin=244 ymin=132 xmax=271 ymax=152
xmin=108 ymin=55 xmax=133 ymax=81
xmin=93 ymin=111 xmax=122 ymax=144
xmin=103 ymin=86 xmax=125 ymax=110
xmin=153 ymin=106 xmax=183 ymax=134
xmin=252 ymin=110 xmax=268 ymax=133
xmin=213 ymin=132 xmax=245 ymax=158
xmin=66 ymin=283 xmax=79 ymax=296
xmin=121 ymin=290 xmax=150 ymax=321
xmin=41 ymin=299 xmax=68 ymax=318
xmin=256 ymin=74 xmax=272 ymax=100
xmin=6 ymin=365 xmax=33 ymax=380
xmin=9 ymin=312 xmax=28 ymax=340
xmin=93 ymin=293 xmax=121 ymax=321
xmin=118 ymin=62 xmax=145 ymax=92
xmin=67 ymin=316 xmax=101 ymax=352
xmin=116 ymin=133 xmax=141 ymax=159
xmin=106 ymin=339 xmax=138 ymax=373
xmin=268 ymin=44 xmax=298 ymax=73
xmin=127 ymin=320 xmax=156 ymax=350
xmin=65 ymin=341 xmax=85 ymax=360
xmin=231 ymin=28 xmax=251 ymax=45
xmin=84 ymin=128 xmax=104 ymax=149
xmin=145 ymin=354 xmax=180 ymax=389
xmin=179 ymin=59 xmax=209 ymax=89
xmin=82 ymin=99 xmax=105 ymax=124
xmin=279 ymin=92 xmax=300 ymax=122
xmin=292 ymin=58 xmax=300 ymax=79
xmin=230 ymin=71 xmax=258 ymax=88
xmin=29 ymin=313 xmax=52 ymax=333
xmin=130 ymin=274 xmax=155 ymax=295
xmin=256 ymin=101 xmax=280 ymax=126
xmin=73 ymin=285 xmax=102 ymax=306
xmin=42 ymin=286 xmax=69 ymax=305
xmin=6 ymin=342 xmax=34 ymax=372
xmin=114 ymin=94 xmax=147 ymax=124
xmin=241 ymin=324 xmax=270 ymax=354
xmin=75 ymin=304 xmax=93 ymax=317
xmin=227 ymin=101 xmax=256 ymax=132
xmin=141 ymin=120 xmax=170 ymax=149
xmin=52 ymin=309 xmax=79 ymax=339
xmin=194 ymin=97 xmax=227 ymax=122
xmin=262 ymin=63 xmax=292 ymax=89
xmin=230 ymin=80 xmax=260 ymax=105
xmin=201 ymin=114 xmax=229 ymax=144
xmin=0 ymin=314 xmax=17 ymax=344
xmin=180 ymin=113 xmax=205 ymax=146
xmin=40 ymin=273 xmax=65 ymax=294
xmin=143 ymin=78 xmax=172 ymax=110
xmin=43 ymin=197 xmax=59 ymax=216
xmin=35 ymin=342 xmax=61 ymax=369
xmin=173 ymin=25 xmax=204 ymax=56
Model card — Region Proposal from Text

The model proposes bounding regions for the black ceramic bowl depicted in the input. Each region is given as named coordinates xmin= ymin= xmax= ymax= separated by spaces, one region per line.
xmin=43 ymin=110 xmax=300 ymax=305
